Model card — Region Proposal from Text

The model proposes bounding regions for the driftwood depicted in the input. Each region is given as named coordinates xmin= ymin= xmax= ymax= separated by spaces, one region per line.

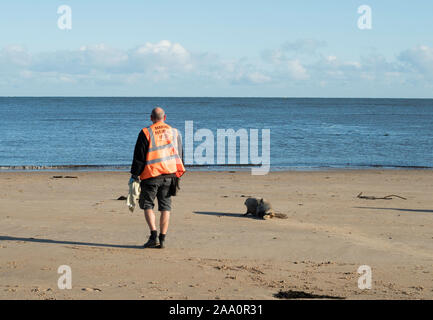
xmin=357 ymin=192 xmax=407 ymax=200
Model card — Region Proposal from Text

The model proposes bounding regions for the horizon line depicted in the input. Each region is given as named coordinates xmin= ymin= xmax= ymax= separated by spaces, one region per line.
xmin=1 ymin=96 xmax=433 ymax=100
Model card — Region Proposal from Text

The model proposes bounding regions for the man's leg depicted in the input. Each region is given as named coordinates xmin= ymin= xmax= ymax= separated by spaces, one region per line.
xmin=157 ymin=178 xmax=173 ymax=249
xmin=139 ymin=180 xmax=159 ymax=248
xmin=145 ymin=209 xmax=157 ymax=232
xmin=143 ymin=209 xmax=158 ymax=248
xmin=160 ymin=211 xmax=170 ymax=234
xmin=158 ymin=210 xmax=170 ymax=248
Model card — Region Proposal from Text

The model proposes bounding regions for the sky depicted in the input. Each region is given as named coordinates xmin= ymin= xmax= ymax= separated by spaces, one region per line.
xmin=0 ymin=0 xmax=432 ymax=97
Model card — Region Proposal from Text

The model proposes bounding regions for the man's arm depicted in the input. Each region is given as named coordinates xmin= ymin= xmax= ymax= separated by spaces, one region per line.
xmin=130 ymin=130 xmax=149 ymax=179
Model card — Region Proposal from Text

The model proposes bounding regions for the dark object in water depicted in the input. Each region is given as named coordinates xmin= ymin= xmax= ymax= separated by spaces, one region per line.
xmin=117 ymin=196 xmax=127 ymax=201
xmin=357 ymin=192 xmax=407 ymax=200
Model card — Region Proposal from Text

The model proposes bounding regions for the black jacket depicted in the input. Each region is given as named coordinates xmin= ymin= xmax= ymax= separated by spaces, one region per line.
xmin=130 ymin=126 xmax=183 ymax=178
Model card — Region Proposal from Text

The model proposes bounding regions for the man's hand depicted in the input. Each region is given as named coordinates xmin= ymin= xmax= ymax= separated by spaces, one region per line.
xmin=129 ymin=175 xmax=139 ymax=185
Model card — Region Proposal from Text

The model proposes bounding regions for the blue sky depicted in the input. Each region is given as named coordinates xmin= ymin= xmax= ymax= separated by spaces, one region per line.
xmin=0 ymin=0 xmax=432 ymax=97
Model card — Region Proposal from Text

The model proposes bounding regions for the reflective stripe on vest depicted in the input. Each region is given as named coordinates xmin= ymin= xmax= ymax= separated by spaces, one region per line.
xmin=146 ymin=154 xmax=180 ymax=165
xmin=139 ymin=123 xmax=186 ymax=180
xmin=147 ymin=127 xmax=178 ymax=153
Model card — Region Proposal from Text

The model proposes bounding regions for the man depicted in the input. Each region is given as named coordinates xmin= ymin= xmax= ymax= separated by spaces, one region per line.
xmin=130 ymin=107 xmax=185 ymax=249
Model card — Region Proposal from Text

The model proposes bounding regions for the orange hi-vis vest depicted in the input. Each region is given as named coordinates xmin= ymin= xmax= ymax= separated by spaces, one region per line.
xmin=139 ymin=122 xmax=186 ymax=180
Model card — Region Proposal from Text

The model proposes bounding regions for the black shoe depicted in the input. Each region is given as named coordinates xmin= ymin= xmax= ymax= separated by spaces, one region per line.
xmin=158 ymin=235 xmax=165 ymax=249
xmin=143 ymin=236 xmax=158 ymax=248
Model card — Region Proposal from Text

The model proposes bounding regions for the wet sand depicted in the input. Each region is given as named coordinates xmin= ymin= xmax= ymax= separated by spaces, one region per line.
xmin=0 ymin=170 xmax=432 ymax=300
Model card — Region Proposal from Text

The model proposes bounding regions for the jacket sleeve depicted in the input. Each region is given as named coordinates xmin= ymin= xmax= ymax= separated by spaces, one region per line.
xmin=130 ymin=130 xmax=149 ymax=177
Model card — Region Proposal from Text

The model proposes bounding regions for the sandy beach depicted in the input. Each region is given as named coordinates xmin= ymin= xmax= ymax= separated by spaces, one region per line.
xmin=0 ymin=170 xmax=432 ymax=300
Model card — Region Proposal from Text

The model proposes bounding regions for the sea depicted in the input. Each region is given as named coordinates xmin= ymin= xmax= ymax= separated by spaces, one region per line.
xmin=0 ymin=97 xmax=432 ymax=171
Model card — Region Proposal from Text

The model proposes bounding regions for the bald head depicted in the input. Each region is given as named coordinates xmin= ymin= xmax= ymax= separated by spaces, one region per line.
xmin=151 ymin=107 xmax=166 ymax=123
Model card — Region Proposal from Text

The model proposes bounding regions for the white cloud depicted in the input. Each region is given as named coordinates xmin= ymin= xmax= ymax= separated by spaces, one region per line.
xmin=129 ymin=41 xmax=195 ymax=79
xmin=1 ymin=40 xmax=433 ymax=95
xmin=0 ymin=41 xmax=274 ymax=89
xmin=262 ymin=39 xmax=326 ymax=65
xmin=399 ymin=45 xmax=433 ymax=77
xmin=287 ymin=60 xmax=309 ymax=80
xmin=233 ymin=71 xmax=271 ymax=85
xmin=0 ymin=45 xmax=31 ymax=66
xmin=135 ymin=40 xmax=189 ymax=58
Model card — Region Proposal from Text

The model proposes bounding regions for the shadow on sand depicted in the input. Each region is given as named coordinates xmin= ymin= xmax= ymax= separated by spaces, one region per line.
xmin=355 ymin=207 xmax=433 ymax=214
xmin=274 ymin=290 xmax=345 ymax=300
xmin=0 ymin=235 xmax=143 ymax=250
xmin=194 ymin=211 xmax=258 ymax=219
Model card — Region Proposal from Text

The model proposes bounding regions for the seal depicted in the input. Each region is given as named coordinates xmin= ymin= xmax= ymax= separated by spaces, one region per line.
xmin=244 ymin=198 xmax=288 ymax=220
